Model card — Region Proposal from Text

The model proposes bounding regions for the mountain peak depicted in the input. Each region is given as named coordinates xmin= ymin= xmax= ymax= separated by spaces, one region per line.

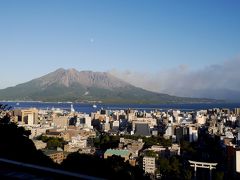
xmin=66 ymin=68 xmax=78 ymax=73
xmin=54 ymin=68 xmax=78 ymax=73
xmin=54 ymin=68 xmax=66 ymax=72
xmin=36 ymin=68 xmax=130 ymax=89
xmin=0 ymin=68 xmax=218 ymax=103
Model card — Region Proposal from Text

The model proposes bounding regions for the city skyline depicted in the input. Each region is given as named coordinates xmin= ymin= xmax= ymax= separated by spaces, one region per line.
xmin=0 ymin=1 xmax=240 ymax=99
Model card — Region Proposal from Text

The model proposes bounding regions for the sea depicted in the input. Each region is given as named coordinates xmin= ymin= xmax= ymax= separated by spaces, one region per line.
xmin=1 ymin=101 xmax=240 ymax=114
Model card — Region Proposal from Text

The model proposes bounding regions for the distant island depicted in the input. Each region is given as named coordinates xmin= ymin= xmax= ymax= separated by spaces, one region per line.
xmin=0 ymin=68 xmax=222 ymax=104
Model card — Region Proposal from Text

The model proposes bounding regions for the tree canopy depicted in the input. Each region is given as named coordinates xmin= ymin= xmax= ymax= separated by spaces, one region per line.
xmin=0 ymin=104 xmax=55 ymax=167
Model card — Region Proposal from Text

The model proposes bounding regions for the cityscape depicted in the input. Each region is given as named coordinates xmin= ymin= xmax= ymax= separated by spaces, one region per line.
xmin=0 ymin=102 xmax=240 ymax=179
xmin=1 ymin=1 xmax=240 ymax=180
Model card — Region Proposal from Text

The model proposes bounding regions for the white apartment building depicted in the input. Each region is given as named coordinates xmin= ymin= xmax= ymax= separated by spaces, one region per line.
xmin=143 ymin=156 xmax=156 ymax=174
xmin=85 ymin=116 xmax=93 ymax=129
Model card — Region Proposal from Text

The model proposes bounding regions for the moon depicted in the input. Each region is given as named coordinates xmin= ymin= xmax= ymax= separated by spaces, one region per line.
xmin=90 ymin=38 xmax=94 ymax=43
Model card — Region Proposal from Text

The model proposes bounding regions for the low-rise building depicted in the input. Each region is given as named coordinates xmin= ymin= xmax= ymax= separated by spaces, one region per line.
xmin=43 ymin=150 xmax=64 ymax=164
xmin=143 ymin=156 xmax=156 ymax=174
xmin=119 ymin=138 xmax=144 ymax=157
xmin=29 ymin=126 xmax=53 ymax=139
xmin=52 ymin=115 xmax=68 ymax=128
xmin=45 ymin=129 xmax=70 ymax=141
xmin=147 ymin=144 xmax=180 ymax=157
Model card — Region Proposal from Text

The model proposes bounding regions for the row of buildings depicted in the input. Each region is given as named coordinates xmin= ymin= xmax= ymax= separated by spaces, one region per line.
xmin=9 ymin=106 xmax=240 ymax=177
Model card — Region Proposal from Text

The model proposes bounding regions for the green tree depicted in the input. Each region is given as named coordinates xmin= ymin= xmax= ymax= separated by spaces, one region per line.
xmin=37 ymin=135 xmax=49 ymax=142
xmin=37 ymin=135 xmax=65 ymax=150
xmin=145 ymin=150 xmax=157 ymax=158
xmin=213 ymin=171 xmax=224 ymax=180
xmin=180 ymin=140 xmax=196 ymax=158
xmin=62 ymin=153 xmax=145 ymax=180
xmin=182 ymin=169 xmax=192 ymax=180
xmin=169 ymin=156 xmax=181 ymax=176
xmin=158 ymin=157 xmax=171 ymax=175
xmin=93 ymin=133 xmax=120 ymax=150
xmin=0 ymin=104 xmax=55 ymax=167
xmin=47 ymin=138 xmax=64 ymax=149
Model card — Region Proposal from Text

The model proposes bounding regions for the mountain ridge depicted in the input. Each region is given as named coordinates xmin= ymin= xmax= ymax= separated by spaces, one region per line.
xmin=0 ymin=68 xmax=221 ymax=103
xmin=33 ymin=68 xmax=132 ymax=89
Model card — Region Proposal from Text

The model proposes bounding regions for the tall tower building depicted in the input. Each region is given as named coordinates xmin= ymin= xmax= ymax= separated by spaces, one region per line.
xmin=71 ymin=104 xmax=75 ymax=113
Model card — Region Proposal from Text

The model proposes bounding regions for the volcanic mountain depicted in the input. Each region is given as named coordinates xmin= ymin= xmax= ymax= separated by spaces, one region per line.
xmin=0 ymin=68 xmax=218 ymax=103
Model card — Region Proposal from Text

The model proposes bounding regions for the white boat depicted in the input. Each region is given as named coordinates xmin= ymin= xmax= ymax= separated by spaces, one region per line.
xmin=93 ymin=104 xmax=97 ymax=108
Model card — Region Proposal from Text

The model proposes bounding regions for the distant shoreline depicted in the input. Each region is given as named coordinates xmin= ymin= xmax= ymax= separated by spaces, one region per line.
xmin=1 ymin=101 xmax=240 ymax=114
xmin=0 ymin=99 xmax=228 ymax=105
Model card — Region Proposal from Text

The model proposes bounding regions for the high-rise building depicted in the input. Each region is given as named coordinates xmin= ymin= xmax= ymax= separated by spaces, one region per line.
xmin=175 ymin=126 xmax=189 ymax=142
xmin=13 ymin=108 xmax=38 ymax=125
xmin=111 ymin=120 xmax=119 ymax=130
xmin=85 ymin=116 xmax=93 ymax=129
xmin=189 ymin=126 xmax=198 ymax=142
xmin=234 ymin=108 xmax=240 ymax=115
xmin=164 ymin=123 xmax=173 ymax=137
xmin=70 ymin=104 xmax=75 ymax=113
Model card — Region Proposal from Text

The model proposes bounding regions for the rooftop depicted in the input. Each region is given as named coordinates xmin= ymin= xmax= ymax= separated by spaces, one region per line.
xmin=105 ymin=149 xmax=130 ymax=157
xmin=134 ymin=123 xmax=150 ymax=137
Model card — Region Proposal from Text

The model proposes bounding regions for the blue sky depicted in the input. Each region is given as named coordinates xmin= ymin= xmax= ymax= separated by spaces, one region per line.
xmin=0 ymin=0 xmax=240 ymax=90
